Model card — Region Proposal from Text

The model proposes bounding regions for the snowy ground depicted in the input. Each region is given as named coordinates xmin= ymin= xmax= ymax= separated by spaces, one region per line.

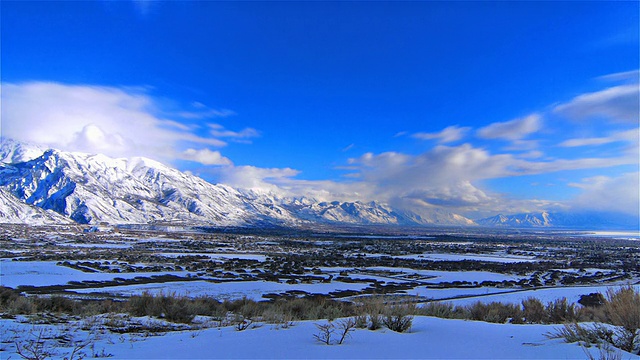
xmin=390 ymin=252 xmax=536 ymax=263
xmin=1 ymin=316 xmax=637 ymax=359
xmin=443 ymin=284 xmax=640 ymax=306
xmin=2 ymin=225 xmax=638 ymax=358
xmin=362 ymin=267 xmax=526 ymax=283
xmin=74 ymin=280 xmax=372 ymax=300
xmin=0 ymin=260 xmax=193 ymax=288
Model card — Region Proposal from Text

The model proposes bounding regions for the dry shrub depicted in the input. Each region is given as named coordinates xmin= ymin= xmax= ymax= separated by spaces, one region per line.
xmin=577 ymin=305 xmax=607 ymax=323
xmin=126 ymin=291 xmax=206 ymax=323
xmin=420 ymin=301 xmax=464 ymax=319
xmin=546 ymin=298 xmax=577 ymax=323
xmin=603 ymin=286 xmax=640 ymax=354
xmin=360 ymin=296 xmax=385 ymax=330
xmin=0 ymin=286 xmax=20 ymax=311
xmin=262 ymin=308 xmax=295 ymax=329
xmin=382 ymin=301 xmax=416 ymax=333
xmin=467 ymin=301 xmax=522 ymax=324
xmin=522 ymin=297 xmax=546 ymax=323
xmin=546 ymin=323 xmax=614 ymax=347
xmin=127 ymin=291 xmax=155 ymax=317
xmin=268 ymin=297 xmax=353 ymax=322
xmin=33 ymin=295 xmax=78 ymax=314
xmin=9 ymin=296 xmax=34 ymax=315
xmin=547 ymin=286 xmax=640 ymax=355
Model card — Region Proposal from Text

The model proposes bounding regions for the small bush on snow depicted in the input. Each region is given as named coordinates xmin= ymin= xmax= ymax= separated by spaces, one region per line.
xmin=382 ymin=301 xmax=416 ymax=333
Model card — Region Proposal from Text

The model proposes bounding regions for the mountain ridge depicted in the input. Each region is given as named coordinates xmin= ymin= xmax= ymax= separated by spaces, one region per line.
xmin=0 ymin=140 xmax=474 ymax=227
xmin=476 ymin=211 xmax=639 ymax=230
xmin=0 ymin=140 xmax=636 ymax=230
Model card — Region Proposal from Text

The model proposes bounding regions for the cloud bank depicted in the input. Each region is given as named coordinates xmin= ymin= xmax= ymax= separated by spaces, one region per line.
xmin=1 ymin=82 xmax=241 ymax=166
xmin=2 ymin=73 xmax=638 ymax=220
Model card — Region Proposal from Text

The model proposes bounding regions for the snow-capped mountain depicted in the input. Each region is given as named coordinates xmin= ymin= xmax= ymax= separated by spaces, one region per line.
xmin=0 ymin=138 xmax=46 ymax=164
xmin=476 ymin=211 xmax=639 ymax=230
xmin=0 ymin=140 xmax=474 ymax=227
xmin=476 ymin=212 xmax=553 ymax=227
xmin=0 ymin=188 xmax=72 ymax=225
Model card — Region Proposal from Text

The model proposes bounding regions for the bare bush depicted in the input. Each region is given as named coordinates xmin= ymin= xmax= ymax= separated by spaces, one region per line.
xmin=15 ymin=328 xmax=51 ymax=360
xmin=336 ymin=318 xmax=356 ymax=345
xmin=382 ymin=301 xmax=416 ymax=333
xmin=313 ymin=318 xmax=355 ymax=345
xmin=313 ymin=322 xmax=333 ymax=345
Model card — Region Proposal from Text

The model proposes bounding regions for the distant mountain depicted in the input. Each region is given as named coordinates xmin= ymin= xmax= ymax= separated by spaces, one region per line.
xmin=476 ymin=211 xmax=639 ymax=230
xmin=4 ymin=140 xmax=631 ymax=230
xmin=0 ymin=140 xmax=474 ymax=227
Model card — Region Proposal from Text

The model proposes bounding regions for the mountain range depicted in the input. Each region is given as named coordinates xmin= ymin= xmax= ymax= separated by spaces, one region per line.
xmin=0 ymin=140 xmax=475 ymax=227
xmin=0 ymin=139 xmax=636 ymax=230
xmin=476 ymin=211 xmax=639 ymax=230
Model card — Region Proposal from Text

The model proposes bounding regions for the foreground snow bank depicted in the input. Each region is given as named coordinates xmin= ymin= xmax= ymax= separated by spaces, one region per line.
xmin=51 ymin=316 xmax=638 ymax=359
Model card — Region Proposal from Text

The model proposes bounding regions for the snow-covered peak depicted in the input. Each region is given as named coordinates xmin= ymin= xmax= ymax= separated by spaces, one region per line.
xmin=0 ymin=145 xmax=476 ymax=227
xmin=0 ymin=138 xmax=47 ymax=164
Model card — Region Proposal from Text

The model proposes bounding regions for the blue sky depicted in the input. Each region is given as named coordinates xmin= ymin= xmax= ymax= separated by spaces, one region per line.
xmin=1 ymin=1 xmax=638 ymax=219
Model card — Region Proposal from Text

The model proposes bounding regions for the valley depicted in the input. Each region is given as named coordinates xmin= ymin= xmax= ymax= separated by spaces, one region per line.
xmin=1 ymin=224 xmax=639 ymax=358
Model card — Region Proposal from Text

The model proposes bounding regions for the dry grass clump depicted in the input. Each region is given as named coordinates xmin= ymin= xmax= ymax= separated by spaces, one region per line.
xmin=548 ymin=286 xmax=640 ymax=355
xmin=602 ymin=286 xmax=640 ymax=354
xmin=521 ymin=297 xmax=546 ymax=323
xmin=466 ymin=301 xmax=522 ymax=324
xmin=419 ymin=301 xmax=465 ymax=319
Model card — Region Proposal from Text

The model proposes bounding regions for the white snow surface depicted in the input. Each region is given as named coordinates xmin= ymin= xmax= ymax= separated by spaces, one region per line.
xmin=445 ymin=284 xmax=640 ymax=306
xmin=363 ymin=267 xmax=525 ymax=283
xmin=393 ymin=252 xmax=536 ymax=263
xmin=0 ymin=260 xmax=192 ymax=288
xmin=101 ymin=317 xmax=633 ymax=358
xmin=3 ymin=316 xmax=637 ymax=359
xmin=74 ymin=280 xmax=371 ymax=300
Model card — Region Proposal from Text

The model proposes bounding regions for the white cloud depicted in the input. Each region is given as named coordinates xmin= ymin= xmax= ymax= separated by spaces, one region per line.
xmin=0 ymin=82 xmax=246 ymax=165
xmin=337 ymin=141 xmax=638 ymax=215
xmin=597 ymin=69 xmax=639 ymax=83
xmin=477 ymin=114 xmax=542 ymax=140
xmin=412 ymin=125 xmax=470 ymax=143
xmin=517 ymin=150 xmax=544 ymax=159
xmin=181 ymin=148 xmax=232 ymax=166
xmin=177 ymin=109 xmax=236 ymax=119
xmin=503 ymin=139 xmax=540 ymax=151
xmin=553 ymin=84 xmax=639 ymax=123
xmin=208 ymin=124 xmax=260 ymax=139
xmin=568 ymin=172 xmax=640 ymax=216
xmin=342 ymin=144 xmax=355 ymax=152
xmin=559 ymin=128 xmax=639 ymax=147
xmin=213 ymin=166 xmax=301 ymax=193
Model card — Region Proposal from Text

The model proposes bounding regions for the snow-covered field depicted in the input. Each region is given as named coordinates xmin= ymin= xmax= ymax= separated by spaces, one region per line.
xmin=2 ymin=225 xmax=638 ymax=359
xmin=74 ymin=280 xmax=372 ymax=300
xmin=0 ymin=260 xmax=193 ymax=288
xmin=2 ymin=316 xmax=636 ymax=359
xmin=444 ymin=284 xmax=640 ymax=306
xmin=363 ymin=267 xmax=525 ymax=283
xmin=393 ymin=252 xmax=536 ymax=263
